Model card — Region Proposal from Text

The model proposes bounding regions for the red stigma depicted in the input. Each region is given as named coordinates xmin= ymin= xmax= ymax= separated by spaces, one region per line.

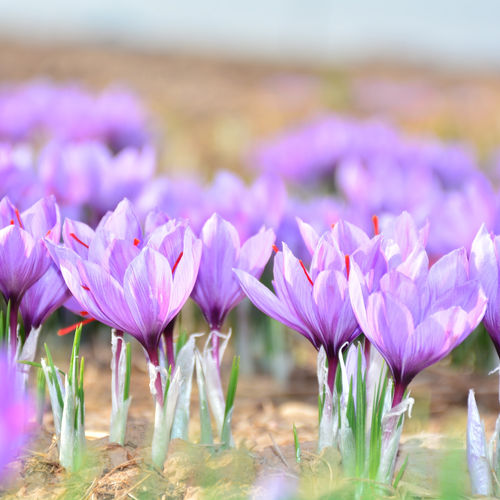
xmin=46 ymin=229 xmax=52 ymax=237
xmin=272 ymin=244 xmax=279 ymax=253
xmin=172 ymin=251 xmax=183 ymax=274
xmin=70 ymin=232 xmax=89 ymax=249
xmin=345 ymin=254 xmax=350 ymax=278
xmin=80 ymin=311 xmax=88 ymax=316
xmin=81 ymin=284 xmax=90 ymax=291
xmin=9 ymin=219 xmax=14 ymax=225
xmin=372 ymin=215 xmax=379 ymax=236
xmin=14 ymin=208 xmax=24 ymax=229
xmin=331 ymin=222 xmax=335 ymax=229
xmin=299 ymin=260 xmax=314 ymax=286
xmin=58 ymin=318 xmax=95 ymax=336
xmin=133 ymin=238 xmax=140 ymax=246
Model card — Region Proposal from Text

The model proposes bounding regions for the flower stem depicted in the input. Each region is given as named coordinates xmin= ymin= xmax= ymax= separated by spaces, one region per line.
xmin=162 ymin=320 xmax=176 ymax=371
xmin=9 ymin=300 xmax=19 ymax=358
xmin=327 ymin=355 xmax=338 ymax=394
xmin=392 ymin=381 xmax=406 ymax=408
xmin=212 ymin=333 xmax=220 ymax=372
xmin=148 ymin=350 xmax=164 ymax=407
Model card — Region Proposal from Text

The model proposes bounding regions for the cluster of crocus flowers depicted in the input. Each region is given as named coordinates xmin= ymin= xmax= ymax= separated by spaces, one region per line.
xmin=237 ymin=211 xmax=488 ymax=483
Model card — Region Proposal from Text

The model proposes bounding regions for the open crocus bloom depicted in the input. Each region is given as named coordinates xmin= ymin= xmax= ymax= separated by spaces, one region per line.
xmin=192 ymin=213 xmax=275 ymax=332
xmin=349 ymin=246 xmax=487 ymax=406
xmin=235 ymin=232 xmax=359 ymax=392
xmin=49 ymin=200 xmax=202 ymax=399
xmin=0 ymin=196 xmax=60 ymax=352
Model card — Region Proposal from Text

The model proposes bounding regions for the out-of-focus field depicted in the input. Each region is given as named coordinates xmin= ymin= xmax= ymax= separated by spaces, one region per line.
xmin=3 ymin=41 xmax=500 ymax=498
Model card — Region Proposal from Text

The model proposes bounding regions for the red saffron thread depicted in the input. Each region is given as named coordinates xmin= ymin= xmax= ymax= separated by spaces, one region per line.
xmin=70 ymin=232 xmax=89 ymax=249
xmin=14 ymin=208 xmax=24 ymax=229
xmin=372 ymin=215 xmax=379 ymax=236
xmin=172 ymin=251 xmax=183 ymax=274
xmin=345 ymin=254 xmax=350 ymax=278
xmin=133 ymin=238 xmax=140 ymax=246
xmin=58 ymin=318 xmax=95 ymax=336
xmin=81 ymin=284 xmax=90 ymax=291
xmin=272 ymin=244 xmax=279 ymax=253
xmin=299 ymin=260 xmax=314 ymax=286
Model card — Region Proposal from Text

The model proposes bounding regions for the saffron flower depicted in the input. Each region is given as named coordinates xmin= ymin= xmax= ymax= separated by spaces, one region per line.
xmin=349 ymin=246 xmax=487 ymax=406
xmin=235 ymin=228 xmax=358 ymax=392
xmin=191 ymin=213 xmax=275 ymax=361
xmin=470 ymin=224 xmax=500 ymax=356
xmin=0 ymin=196 xmax=60 ymax=353
xmin=51 ymin=201 xmax=202 ymax=405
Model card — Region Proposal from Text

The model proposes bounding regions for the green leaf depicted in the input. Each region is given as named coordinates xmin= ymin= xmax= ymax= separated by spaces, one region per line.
xmin=393 ymin=454 xmax=408 ymax=489
xmin=293 ymin=423 xmax=301 ymax=464
xmin=44 ymin=343 xmax=64 ymax=410
xmin=123 ymin=342 xmax=132 ymax=402
xmin=221 ymin=356 xmax=240 ymax=447
xmin=175 ymin=330 xmax=188 ymax=357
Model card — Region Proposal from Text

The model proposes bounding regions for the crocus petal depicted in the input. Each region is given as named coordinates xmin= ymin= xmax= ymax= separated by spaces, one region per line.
xmin=296 ymin=217 xmax=319 ymax=255
xmin=0 ymin=226 xmax=50 ymax=300
xmin=170 ymin=229 xmax=202 ymax=317
xmin=234 ymin=268 xmax=309 ymax=338
xmin=21 ymin=195 xmax=61 ymax=242
xmin=470 ymin=224 xmax=498 ymax=302
xmin=123 ymin=248 xmax=173 ymax=353
xmin=96 ymin=198 xmax=142 ymax=242
xmin=62 ymin=218 xmax=95 ymax=257
xmin=427 ymin=247 xmax=469 ymax=300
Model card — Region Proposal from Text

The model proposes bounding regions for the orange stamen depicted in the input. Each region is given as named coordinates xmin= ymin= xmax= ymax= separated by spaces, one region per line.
xmin=58 ymin=318 xmax=95 ymax=336
xmin=272 ymin=244 xmax=279 ymax=253
xmin=14 ymin=208 xmax=24 ymax=229
xmin=372 ymin=215 xmax=379 ymax=236
xmin=46 ymin=229 xmax=52 ymax=237
xmin=70 ymin=232 xmax=89 ymax=249
xmin=172 ymin=251 xmax=183 ymax=274
xmin=133 ymin=238 xmax=140 ymax=246
xmin=345 ymin=254 xmax=350 ymax=278
xmin=299 ymin=260 xmax=314 ymax=286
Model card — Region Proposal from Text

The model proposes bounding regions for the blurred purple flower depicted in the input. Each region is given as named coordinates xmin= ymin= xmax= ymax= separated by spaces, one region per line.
xmin=0 ymin=350 xmax=33 ymax=483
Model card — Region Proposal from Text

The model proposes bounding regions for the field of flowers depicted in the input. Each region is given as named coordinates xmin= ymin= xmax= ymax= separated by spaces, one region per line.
xmin=2 ymin=43 xmax=500 ymax=499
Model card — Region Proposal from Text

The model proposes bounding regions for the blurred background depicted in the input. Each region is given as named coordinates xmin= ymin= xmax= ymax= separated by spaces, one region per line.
xmin=2 ymin=0 xmax=500 ymax=447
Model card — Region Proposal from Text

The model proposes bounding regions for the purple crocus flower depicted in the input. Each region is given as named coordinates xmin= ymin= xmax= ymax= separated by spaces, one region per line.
xmin=349 ymin=246 xmax=487 ymax=407
xmin=51 ymin=201 xmax=202 ymax=404
xmin=20 ymin=264 xmax=71 ymax=333
xmin=235 ymin=230 xmax=359 ymax=392
xmin=0 ymin=196 xmax=60 ymax=353
xmin=191 ymin=213 xmax=275 ymax=363
xmin=0 ymin=349 xmax=33 ymax=483
xmin=470 ymin=224 xmax=500 ymax=356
